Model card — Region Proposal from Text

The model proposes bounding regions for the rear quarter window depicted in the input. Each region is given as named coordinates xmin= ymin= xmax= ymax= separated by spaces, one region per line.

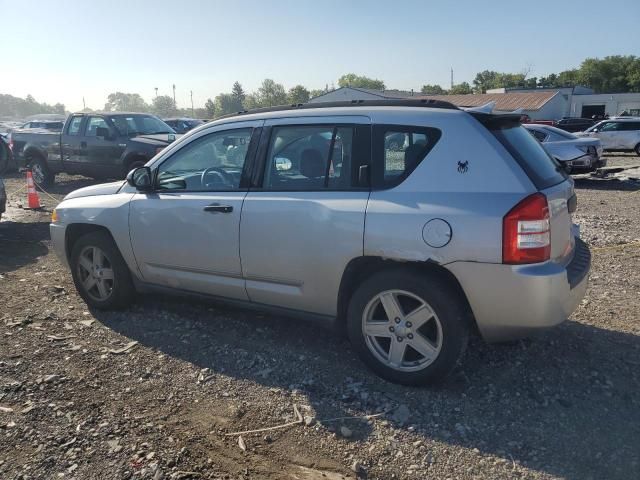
xmin=491 ymin=124 xmax=567 ymax=189
xmin=372 ymin=125 xmax=441 ymax=189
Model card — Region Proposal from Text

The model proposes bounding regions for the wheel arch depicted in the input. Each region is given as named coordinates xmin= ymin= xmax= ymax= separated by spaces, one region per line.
xmin=337 ymin=256 xmax=479 ymax=336
xmin=65 ymin=223 xmax=116 ymax=263
xmin=121 ymin=151 xmax=151 ymax=175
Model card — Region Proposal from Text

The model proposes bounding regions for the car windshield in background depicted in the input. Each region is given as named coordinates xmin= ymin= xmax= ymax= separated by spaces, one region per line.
xmin=110 ymin=115 xmax=175 ymax=136
xmin=543 ymin=126 xmax=577 ymax=140
xmin=492 ymin=124 xmax=567 ymax=189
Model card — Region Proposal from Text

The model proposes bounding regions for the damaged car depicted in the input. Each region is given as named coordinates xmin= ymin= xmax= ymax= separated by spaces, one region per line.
xmin=524 ymin=124 xmax=605 ymax=173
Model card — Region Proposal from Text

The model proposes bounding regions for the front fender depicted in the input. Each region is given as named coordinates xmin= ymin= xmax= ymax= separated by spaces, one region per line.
xmin=53 ymin=193 xmax=139 ymax=278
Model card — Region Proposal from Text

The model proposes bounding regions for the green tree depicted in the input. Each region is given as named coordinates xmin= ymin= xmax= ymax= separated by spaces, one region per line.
xmin=287 ymin=85 xmax=310 ymax=104
xmin=204 ymin=98 xmax=216 ymax=118
xmin=309 ymin=89 xmax=326 ymax=99
xmin=449 ymin=82 xmax=473 ymax=95
xmin=231 ymin=81 xmax=246 ymax=107
xmin=337 ymin=73 xmax=385 ymax=90
xmin=420 ymin=84 xmax=447 ymax=95
xmin=104 ymin=92 xmax=149 ymax=112
xmin=256 ymin=79 xmax=287 ymax=107
xmin=214 ymin=93 xmax=243 ymax=117
xmin=151 ymin=95 xmax=177 ymax=117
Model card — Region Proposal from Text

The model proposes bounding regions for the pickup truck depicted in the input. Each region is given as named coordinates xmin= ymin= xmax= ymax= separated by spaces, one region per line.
xmin=10 ymin=112 xmax=181 ymax=186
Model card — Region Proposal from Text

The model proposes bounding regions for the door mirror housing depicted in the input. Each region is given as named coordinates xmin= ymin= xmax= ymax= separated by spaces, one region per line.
xmin=127 ymin=166 xmax=153 ymax=191
xmin=96 ymin=126 xmax=111 ymax=140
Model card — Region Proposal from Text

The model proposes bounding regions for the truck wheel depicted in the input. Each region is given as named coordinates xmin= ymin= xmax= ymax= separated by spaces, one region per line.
xmin=29 ymin=155 xmax=54 ymax=187
xmin=70 ymin=231 xmax=135 ymax=310
xmin=347 ymin=269 xmax=468 ymax=385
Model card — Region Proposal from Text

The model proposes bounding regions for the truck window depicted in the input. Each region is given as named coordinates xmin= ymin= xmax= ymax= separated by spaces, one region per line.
xmin=67 ymin=117 xmax=83 ymax=136
xmin=85 ymin=117 xmax=109 ymax=136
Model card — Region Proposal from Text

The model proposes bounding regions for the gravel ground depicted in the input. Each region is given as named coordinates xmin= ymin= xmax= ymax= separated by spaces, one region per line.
xmin=1 ymin=154 xmax=639 ymax=480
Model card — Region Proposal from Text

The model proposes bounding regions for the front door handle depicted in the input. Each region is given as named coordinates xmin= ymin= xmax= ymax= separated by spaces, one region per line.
xmin=203 ymin=203 xmax=233 ymax=214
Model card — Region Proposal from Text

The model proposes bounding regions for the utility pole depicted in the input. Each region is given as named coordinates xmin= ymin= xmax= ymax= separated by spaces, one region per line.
xmin=154 ymin=87 xmax=158 ymax=98
xmin=190 ymin=90 xmax=194 ymax=117
xmin=450 ymin=68 xmax=454 ymax=89
xmin=172 ymin=84 xmax=176 ymax=106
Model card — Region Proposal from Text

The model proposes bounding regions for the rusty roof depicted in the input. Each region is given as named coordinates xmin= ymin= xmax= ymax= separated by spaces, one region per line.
xmin=417 ymin=91 xmax=559 ymax=111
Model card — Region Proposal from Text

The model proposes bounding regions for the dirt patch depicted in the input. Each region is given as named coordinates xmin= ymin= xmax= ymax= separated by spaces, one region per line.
xmin=1 ymin=156 xmax=639 ymax=480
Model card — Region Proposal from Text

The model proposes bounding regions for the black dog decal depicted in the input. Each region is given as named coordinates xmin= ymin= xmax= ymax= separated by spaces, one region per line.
xmin=457 ymin=160 xmax=469 ymax=173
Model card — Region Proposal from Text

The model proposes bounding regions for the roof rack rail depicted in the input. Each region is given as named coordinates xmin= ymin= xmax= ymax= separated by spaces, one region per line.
xmin=217 ymin=98 xmax=459 ymax=120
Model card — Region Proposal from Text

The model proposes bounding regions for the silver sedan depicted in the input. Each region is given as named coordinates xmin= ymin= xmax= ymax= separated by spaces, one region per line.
xmin=525 ymin=124 xmax=605 ymax=173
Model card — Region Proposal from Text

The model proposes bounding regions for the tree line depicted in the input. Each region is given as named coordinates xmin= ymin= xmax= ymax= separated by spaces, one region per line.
xmin=0 ymin=94 xmax=66 ymax=119
xmin=421 ymin=55 xmax=640 ymax=95
xmin=2 ymin=56 xmax=639 ymax=120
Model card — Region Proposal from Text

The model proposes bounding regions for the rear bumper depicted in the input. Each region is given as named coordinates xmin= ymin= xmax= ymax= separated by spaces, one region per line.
xmin=50 ymin=223 xmax=69 ymax=268
xmin=447 ymin=237 xmax=590 ymax=342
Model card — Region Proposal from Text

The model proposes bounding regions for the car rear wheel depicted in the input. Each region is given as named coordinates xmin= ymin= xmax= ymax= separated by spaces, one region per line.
xmin=347 ymin=270 xmax=468 ymax=385
xmin=70 ymin=231 xmax=135 ymax=310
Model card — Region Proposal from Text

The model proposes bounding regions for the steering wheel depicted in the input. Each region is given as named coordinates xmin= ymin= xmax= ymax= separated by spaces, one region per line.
xmin=201 ymin=167 xmax=234 ymax=189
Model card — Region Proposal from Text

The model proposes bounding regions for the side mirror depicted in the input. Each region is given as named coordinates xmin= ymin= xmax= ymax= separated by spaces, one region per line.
xmin=96 ymin=126 xmax=111 ymax=139
xmin=127 ymin=166 xmax=153 ymax=191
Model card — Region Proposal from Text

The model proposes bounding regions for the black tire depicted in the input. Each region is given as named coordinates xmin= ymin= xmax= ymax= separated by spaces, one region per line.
xmin=347 ymin=269 xmax=468 ymax=386
xmin=29 ymin=154 xmax=54 ymax=187
xmin=70 ymin=231 xmax=135 ymax=310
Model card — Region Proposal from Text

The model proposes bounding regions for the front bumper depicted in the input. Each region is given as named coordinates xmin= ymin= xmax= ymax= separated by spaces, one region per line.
xmin=447 ymin=237 xmax=591 ymax=342
xmin=50 ymin=223 xmax=69 ymax=268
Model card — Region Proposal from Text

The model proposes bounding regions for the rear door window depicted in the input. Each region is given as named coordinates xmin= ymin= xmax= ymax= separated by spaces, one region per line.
xmin=263 ymin=125 xmax=356 ymax=190
xmin=491 ymin=124 xmax=567 ymax=189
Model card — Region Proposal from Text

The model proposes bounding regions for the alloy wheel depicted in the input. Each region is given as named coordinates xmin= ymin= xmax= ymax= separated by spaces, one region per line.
xmin=362 ymin=289 xmax=443 ymax=372
xmin=76 ymin=246 xmax=115 ymax=302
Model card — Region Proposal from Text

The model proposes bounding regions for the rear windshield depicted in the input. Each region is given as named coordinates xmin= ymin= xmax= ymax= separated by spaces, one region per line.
xmin=491 ymin=124 xmax=567 ymax=189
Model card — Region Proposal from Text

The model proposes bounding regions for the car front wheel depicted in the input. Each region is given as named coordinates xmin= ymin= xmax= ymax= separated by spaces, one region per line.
xmin=347 ymin=270 xmax=468 ymax=385
xmin=70 ymin=231 xmax=135 ymax=309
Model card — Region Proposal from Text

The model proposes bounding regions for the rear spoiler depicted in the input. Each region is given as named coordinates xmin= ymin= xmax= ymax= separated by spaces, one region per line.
xmin=462 ymin=102 xmax=523 ymax=128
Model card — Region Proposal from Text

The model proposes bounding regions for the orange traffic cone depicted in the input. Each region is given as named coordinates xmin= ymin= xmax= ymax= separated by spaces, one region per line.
xmin=26 ymin=171 xmax=42 ymax=209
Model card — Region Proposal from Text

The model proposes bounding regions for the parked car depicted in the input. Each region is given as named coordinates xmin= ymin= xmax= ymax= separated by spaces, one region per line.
xmin=0 ymin=175 xmax=5 ymax=221
xmin=50 ymin=100 xmax=590 ymax=385
xmin=163 ymin=118 xmax=205 ymax=134
xmin=11 ymin=113 xmax=180 ymax=186
xmin=554 ymin=118 xmax=596 ymax=133
xmin=524 ymin=124 xmax=605 ymax=173
xmin=576 ymin=118 xmax=640 ymax=155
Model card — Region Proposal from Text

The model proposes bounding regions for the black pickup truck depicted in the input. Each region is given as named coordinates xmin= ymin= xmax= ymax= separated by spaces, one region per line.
xmin=11 ymin=112 xmax=181 ymax=186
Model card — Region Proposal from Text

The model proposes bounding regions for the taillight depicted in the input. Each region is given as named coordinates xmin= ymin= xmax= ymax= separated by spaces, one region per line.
xmin=503 ymin=193 xmax=550 ymax=264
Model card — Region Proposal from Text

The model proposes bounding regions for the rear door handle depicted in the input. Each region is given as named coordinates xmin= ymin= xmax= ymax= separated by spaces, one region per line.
xmin=203 ymin=203 xmax=233 ymax=213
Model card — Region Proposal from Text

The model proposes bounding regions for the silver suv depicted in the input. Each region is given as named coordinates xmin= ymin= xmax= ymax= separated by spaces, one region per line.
xmin=50 ymin=100 xmax=590 ymax=385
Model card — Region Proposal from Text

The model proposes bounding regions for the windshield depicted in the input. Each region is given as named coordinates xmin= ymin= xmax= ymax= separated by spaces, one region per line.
xmin=109 ymin=115 xmax=175 ymax=136
xmin=585 ymin=121 xmax=606 ymax=133
xmin=543 ymin=125 xmax=577 ymax=140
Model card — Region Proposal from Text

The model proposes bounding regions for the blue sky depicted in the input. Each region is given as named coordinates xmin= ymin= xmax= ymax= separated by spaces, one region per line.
xmin=1 ymin=0 xmax=639 ymax=111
